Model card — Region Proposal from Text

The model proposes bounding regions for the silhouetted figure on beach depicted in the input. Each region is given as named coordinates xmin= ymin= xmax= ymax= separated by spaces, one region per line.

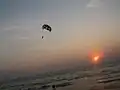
xmin=52 ymin=85 xmax=56 ymax=90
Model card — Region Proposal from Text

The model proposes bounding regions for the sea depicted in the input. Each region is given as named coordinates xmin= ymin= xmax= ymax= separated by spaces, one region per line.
xmin=0 ymin=59 xmax=120 ymax=90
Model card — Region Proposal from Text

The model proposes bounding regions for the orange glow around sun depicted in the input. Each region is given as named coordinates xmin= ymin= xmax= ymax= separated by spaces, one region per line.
xmin=88 ymin=50 xmax=104 ymax=64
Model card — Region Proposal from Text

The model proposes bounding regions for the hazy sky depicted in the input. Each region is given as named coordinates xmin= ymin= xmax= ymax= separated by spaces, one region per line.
xmin=0 ymin=0 xmax=120 ymax=72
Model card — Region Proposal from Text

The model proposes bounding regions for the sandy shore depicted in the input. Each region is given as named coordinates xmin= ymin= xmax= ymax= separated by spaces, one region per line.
xmin=48 ymin=77 xmax=99 ymax=90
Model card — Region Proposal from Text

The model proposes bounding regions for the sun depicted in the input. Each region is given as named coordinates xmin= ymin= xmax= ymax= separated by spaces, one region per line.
xmin=93 ymin=55 xmax=99 ymax=62
xmin=92 ymin=54 xmax=100 ymax=64
xmin=88 ymin=49 xmax=104 ymax=64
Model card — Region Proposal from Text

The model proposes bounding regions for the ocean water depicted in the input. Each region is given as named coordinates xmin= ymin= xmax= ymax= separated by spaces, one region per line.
xmin=0 ymin=60 xmax=120 ymax=90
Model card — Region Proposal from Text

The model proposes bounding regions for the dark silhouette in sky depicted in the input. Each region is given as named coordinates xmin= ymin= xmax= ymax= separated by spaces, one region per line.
xmin=42 ymin=24 xmax=52 ymax=32
xmin=42 ymin=36 xmax=44 ymax=39
xmin=41 ymin=24 xmax=52 ymax=39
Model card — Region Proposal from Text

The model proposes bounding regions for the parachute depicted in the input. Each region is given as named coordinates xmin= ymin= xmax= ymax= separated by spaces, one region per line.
xmin=41 ymin=24 xmax=52 ymax=39
xmin=42 ymin=24 xmax=52 ymax=32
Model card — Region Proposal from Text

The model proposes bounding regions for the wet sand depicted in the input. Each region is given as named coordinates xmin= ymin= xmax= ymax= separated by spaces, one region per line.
xmin=48 ymin=77 xmax=120 ymax=90
xmin=48 ymin=77 xmax=98 ymax=90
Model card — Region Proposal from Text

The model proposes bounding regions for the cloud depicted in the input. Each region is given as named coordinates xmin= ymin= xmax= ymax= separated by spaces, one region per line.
xmin=3 ymin=25 xmax=29 ymax=32
xmin=3 ymin=26 xmax=19 ymax=31
xmin=18 ymin=36 xmax=29 ymax=40
xmin=87 ymin=0 xmax=103 ymax=8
